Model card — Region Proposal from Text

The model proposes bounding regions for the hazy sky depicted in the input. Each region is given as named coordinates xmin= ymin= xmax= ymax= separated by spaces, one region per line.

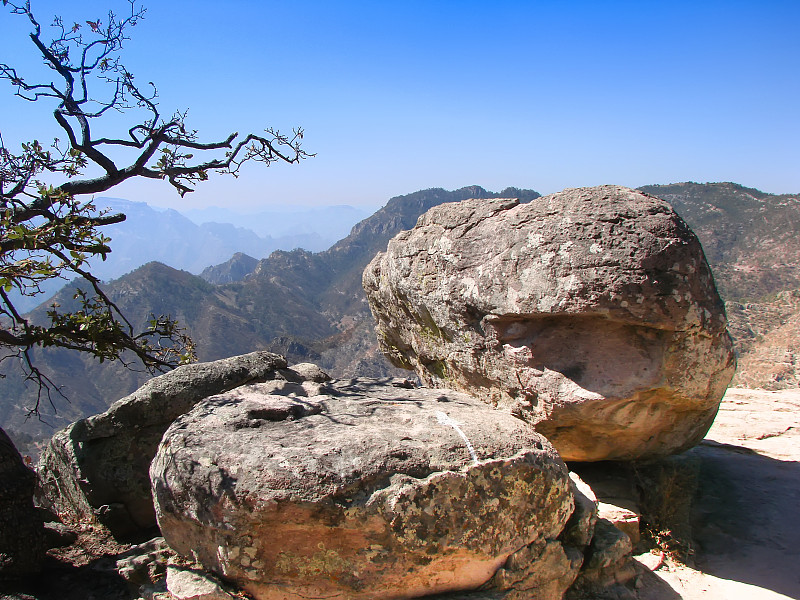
xmin=1 ymin=1 xmax=798 ymax=211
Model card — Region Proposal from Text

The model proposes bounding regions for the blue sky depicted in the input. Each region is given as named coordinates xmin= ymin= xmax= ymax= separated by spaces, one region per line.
xmin=1 ymin=1 xmax=798 ymax=211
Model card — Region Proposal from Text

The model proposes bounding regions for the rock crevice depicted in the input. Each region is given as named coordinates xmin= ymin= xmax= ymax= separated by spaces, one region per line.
xmin=150 ymin=378 xmax=576 ymax=600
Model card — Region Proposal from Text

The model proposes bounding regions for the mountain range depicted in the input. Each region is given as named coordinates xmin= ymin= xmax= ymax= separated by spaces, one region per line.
xmin=182 ymin=204 xmax=369 ymax=242
xmin=638 ymin=183 xmax=800 ymax=301
xmin=7 ymin=198 xmax=367 ymax=312
xmin=3 ymin=183 xmax=798 ymax=455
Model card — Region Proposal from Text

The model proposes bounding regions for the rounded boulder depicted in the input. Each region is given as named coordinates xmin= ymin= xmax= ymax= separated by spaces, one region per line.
xmin=151 ymin=378 xmax=574 ymax=599
xmin=363 ymin=185 xmax=736 ymax=461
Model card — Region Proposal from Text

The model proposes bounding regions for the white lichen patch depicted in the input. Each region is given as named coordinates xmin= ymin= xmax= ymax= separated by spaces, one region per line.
xmin=433 ymin=235 xmax=453 ymax=254
xmin=559 ymin=274 xmax=581 ymax=295
xmin=460 ymin=277 xmax=481 ymax=301
xmin=527 ymin=232 xmax=545 ymax=247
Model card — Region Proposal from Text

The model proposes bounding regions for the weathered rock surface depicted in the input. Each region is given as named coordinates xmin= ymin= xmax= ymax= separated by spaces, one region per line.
xmin=571 ymin=518 xmax=636 ymax=594
xmin=492 ymin=538 xmax=584 ymax=600
xmin=563 ymin=472 xmax=598 ymax=549
xmin=598 ymin=503 xmax=640 ymax=547
xmin=166 ymin=564 xmax=238 ymax=600
xmin=0 ymin=427 xmax=46 ymax=578
xmin=37 ymin=351 xmax=293 ymax=538
xmin=363 ymin=185 xmax=736 ymax=461
xmin=115 ymin=536 xmax=174 ymax=584
xmin=151 ymin=377 xmax=576 ymax=600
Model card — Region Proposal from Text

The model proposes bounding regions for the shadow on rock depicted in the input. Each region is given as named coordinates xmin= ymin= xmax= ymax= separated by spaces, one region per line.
xmin=687 ymin=440 xmax=800 ymax=599
xmin=0 ymin=556 xmax=132 ymax=600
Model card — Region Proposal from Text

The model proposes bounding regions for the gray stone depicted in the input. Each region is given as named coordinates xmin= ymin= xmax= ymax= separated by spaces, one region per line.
xmin=151 ymin=378 xmax=575 ymax=600
xmin=363 ymin=185 xmax=736 ymax=461
xmin=563 ymin=472 xmax=598 ymax=549
xmin=598 ymin=502 xmax=641 ymax=547
xmin=584 ymin=519 xmax=633 ymax=572
xmin=42 ymin=521 xmax=79 ymax=548
xmin=37 ymin=351 xmax=289 ymax=537
xmin=571 ymin=518 xmax=637 ymax=596
xmin=166 ymin=565 xmax=236 ymax=600
xmin=116 ymin=536 xmax=174 ymax=584
xmin=493 ymin=539 xmax=584 ymax=600
xmin=277 ymin=362 xmax=331 ymax=383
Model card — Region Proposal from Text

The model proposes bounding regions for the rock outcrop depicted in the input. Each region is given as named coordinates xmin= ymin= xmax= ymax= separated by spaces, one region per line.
xmin=151 ymin=377 xmax=577 ymax=600
xmin=0 ymin=426 xmax=46 ymax=578
xmin=37 ymin=351 xmax=292 ymax=538
xmin=363 ymin=185 xmax=736 ymax=461
xmin=726 ymin=289 xmax=800 ymax=389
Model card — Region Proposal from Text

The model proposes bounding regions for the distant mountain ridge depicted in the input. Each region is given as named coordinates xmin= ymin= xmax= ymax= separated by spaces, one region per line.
xmin=638 ymin=182 xmax=800 ymax=301
xmin=200 ymin=253 xmax=259 ymax=285
xmin=1 ymin=186 xmax=541 ymax=449
xmin=6 ymin=198 xmax=367 ymax=312
xmin=726 ymin=290 xmax=800 ymax=389
xmin=183 ymin=204 xmax=369 ymax=242
xmin=3 ymin=182 xmax=799 ymax=455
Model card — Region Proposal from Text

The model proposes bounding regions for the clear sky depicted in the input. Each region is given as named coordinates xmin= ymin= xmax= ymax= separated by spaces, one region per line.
xmin=1 ymin=1 xmax=798 ymax=211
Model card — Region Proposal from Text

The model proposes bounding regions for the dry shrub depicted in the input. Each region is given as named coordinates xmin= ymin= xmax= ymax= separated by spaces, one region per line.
xmin=632 ymin=457 xmax=699 ymax=563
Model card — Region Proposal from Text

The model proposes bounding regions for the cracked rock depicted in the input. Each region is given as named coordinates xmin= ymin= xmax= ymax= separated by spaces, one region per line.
xmin=151 ymin=377 xmax=574 ymax=600
xmin=363 ymin=185 xmax=735 ymax=461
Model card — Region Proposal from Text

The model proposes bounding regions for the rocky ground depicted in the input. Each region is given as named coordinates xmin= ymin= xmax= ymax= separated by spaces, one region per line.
xmin=1 ymin=387 xmax=798 ymax=600
xmin=631 ymin=387 xmax=800 ymax=600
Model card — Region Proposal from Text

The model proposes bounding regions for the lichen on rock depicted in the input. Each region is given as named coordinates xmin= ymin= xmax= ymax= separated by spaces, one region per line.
xmin=363 ymin=185 xmax=736 ymax=461
xmin=151 ymin=378 xmax=576 ymax=600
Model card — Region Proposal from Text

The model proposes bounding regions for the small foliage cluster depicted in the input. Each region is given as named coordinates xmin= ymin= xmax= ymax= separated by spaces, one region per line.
xmin=633 ymin=459 xmax=698 ymax=563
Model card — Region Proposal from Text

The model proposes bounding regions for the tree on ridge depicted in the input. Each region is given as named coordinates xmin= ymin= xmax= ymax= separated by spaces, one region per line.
xmin=0 ymin=1 xmax=311 ymax=414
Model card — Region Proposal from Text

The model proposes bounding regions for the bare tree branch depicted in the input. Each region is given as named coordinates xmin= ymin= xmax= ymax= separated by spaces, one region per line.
xmin=1 ymin=0 xmax=310 ymax=414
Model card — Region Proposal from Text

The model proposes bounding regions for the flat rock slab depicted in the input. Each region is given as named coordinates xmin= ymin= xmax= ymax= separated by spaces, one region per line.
xmin=363 ymin=185 xmax=735 ymax=461
xmin=151 ymin=378 xmax=575 ymax=600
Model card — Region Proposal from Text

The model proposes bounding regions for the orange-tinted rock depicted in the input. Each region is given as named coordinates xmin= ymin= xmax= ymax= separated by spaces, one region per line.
xmin=363 ymin=186 xmax=735 ymax=461
xmin=151 ymin=378 xmax=575 ymax=599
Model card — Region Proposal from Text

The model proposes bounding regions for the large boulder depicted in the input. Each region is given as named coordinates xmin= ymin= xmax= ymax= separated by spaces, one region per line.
xmin=0 ymin=427 xmax=46 ymax=578
xmin=151 ymin=377 xmax=577 ymax=600
xmin=38 ymin=351 xmax=292 ymax=538
xmin=363 ymin=185 xmax=736 ymax=461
